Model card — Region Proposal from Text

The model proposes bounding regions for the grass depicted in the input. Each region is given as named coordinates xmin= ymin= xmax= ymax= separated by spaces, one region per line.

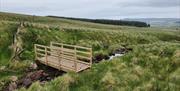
xmin=0 ymin=12 xmax=179 ymax=91
xmin=0 ymin=22 xmax=18 ymax=66
xmin=18 ymin=42 xmax=180 ymax=91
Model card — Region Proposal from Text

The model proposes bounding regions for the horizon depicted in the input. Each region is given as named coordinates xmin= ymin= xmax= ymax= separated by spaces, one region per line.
xmin=0 ymin=0 xmax=180 ymax=19
xmin=1 ymin=11 xmax=180 ymax=20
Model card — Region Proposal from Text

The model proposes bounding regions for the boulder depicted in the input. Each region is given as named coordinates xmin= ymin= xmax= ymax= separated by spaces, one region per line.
xmin=29 ymin=70 xmax=44 ymax=81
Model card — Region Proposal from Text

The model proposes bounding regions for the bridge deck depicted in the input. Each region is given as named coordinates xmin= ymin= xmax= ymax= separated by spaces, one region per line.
xmin=38 ymin=56 xmax=90 ymax=72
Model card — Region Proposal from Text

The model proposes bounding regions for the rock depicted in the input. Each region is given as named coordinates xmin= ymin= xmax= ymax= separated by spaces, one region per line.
xmin=95 ymin=54 xmax=104 ymax=62
xmin=42 ymin=72 xmax=49 ymax=77
xmin=126 ymin=48 xmax=133 ymax=51
xmin=30 ymin=63 xmax=38 ymax=70
xmin=0 ymin=66 xmax=6 ymax=71
xmin=22 ymin=78 xmax=32 ymax=87
xmin=8 ymin=82 xmax=17 ymax=91
xmin=104 ymin=55 xmax=110 ymax=60
xmin=17 ymin=70 xmax=49 ymax=88
xmin=10 ymin=76 xmax=18 ymax=82
xmin=29 ymin=70 xmax=44 ymax=81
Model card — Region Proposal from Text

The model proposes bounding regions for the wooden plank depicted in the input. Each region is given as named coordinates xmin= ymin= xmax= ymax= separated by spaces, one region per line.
xmin=74 ymin=47 xmax=77 ymax=71
xmin=48 ymin=57 xmax=75 ymax=70
xmin=50 ymin=53 xmax=59 ymax=57
xmin=35 ymin=44 xmax=46 ymax=48
xmin=36 ymin=49 xmax=45 ymax=52
xmin=77 ymin=60 xmax=91 ymax=65
xmin=51 ymin=42 xmax=63 ymax=46
xmin=58 ymin=50 xmax=61 ymax=70
xmin=51 ymin=42 xmax=91 ymax=50
xmin=45 ymin=47 xmax=48 ymax=65
xmin=51 ymin=46 xmax=60 ymax=49
xmin=39 ymin=56 xmax=89 ymax=72
xmin=77 ymin=55 xmax=91 ymax=60
xmin=62 ymin=43 xmax=75 ymax=48
xmin=61 ymin=51 xmax=74 ymax=56
xmin=76 ymin=50 xmax=91 ymax=55
xmin=90 ymin=48 xmax=92 ymax=67
xmin=37 ymin=52 xmax=45 ymax=56
xmin=34 ymin=44 xmax=37 ymax=60
xmin=75 ymin=45 xmax=91 ymax=50
xmin=61 ymin=55 xmax=75 ymax=61
xmin=62 ymin=48 xmax=75 ymax=53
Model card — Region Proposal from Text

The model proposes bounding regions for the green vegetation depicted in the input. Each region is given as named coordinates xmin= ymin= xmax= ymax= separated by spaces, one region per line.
xmin=0 ymin=12 xmax=179 ymax=91
xmin=19 ymin=42 xmax=180 ymax=91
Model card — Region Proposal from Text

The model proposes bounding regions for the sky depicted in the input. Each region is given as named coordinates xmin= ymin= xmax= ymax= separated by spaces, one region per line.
xmin=0 ymin=0 xmax=180 ymax=19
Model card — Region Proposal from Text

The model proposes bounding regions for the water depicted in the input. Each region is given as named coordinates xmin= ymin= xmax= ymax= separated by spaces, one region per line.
xmin=109 ymin=53 xmax=124 ymax=60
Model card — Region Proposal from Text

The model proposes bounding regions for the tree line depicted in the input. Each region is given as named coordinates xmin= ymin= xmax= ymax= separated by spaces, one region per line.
xmin=47 ymin=16 xmax=150 ymax=27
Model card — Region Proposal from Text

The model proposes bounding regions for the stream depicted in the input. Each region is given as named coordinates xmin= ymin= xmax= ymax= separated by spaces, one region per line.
xmin=94 ymin=47 xmax=132 ymax=63
xmin=109 ymin=53 xmax=124 ymax=60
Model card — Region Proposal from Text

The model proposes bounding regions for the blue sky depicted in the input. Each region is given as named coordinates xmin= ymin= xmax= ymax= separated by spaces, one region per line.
xmin=0 ymin=0 xmax=180 ymax=19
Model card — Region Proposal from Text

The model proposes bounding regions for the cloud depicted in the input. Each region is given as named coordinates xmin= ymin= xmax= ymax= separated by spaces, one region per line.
xmin=0 ymin=0 xmax=179 ymax=18
xmin=120 ymin=0 xmax=180 ymax=7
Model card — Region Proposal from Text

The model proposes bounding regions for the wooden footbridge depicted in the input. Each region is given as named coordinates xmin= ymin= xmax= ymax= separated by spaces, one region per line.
xmin=34 ymin=42 xmax=92 ymax=72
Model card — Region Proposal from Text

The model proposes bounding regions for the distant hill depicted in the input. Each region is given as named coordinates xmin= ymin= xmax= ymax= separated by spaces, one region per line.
xmin=47 ymin=16 xmax=150 ymax=27
xmin=124 ymin=18 xmax=180 ymax=27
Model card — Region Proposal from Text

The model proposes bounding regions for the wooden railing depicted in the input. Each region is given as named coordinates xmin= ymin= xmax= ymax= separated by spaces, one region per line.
xmin=34 ymin=42 xmax=92 ymax=72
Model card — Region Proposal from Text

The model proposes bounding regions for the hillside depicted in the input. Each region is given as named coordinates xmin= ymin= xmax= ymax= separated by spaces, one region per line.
xmin=124 ymin=18 xmax=180 ymax=27
xmin=0 ymin=12 xmax=180 ymax=91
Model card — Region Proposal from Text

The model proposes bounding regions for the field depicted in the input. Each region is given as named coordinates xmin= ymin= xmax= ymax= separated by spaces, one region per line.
xmin=0 ymin=12 xmax=180 ymax=91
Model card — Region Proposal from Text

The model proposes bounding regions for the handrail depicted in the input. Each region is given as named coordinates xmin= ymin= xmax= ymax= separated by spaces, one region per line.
xmin=51 ymin=42 xmax=91 ymax=50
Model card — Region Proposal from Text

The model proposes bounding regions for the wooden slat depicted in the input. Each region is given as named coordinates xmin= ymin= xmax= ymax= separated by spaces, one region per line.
xmin=77 ymin=60 xmax=91 ymax=65
xmin=62 ymin=43 xmax=75 ymax=48
xmin=90 ymin=48 xmax=92 ymax=67
xmin=35 ymin=44 xmax=46 ymax=48
xmin=51 ymin=42 xmax=91 ymax=50
xmin=74 ymin=47 xmax=77 ymax=71
xmin=77 ymin=55 xmax=91 ymax=60
xmin=50 ymin=53 xmax=59 ymax=57
xmin=36 ymin=49 xmax=45 ymax=52
xmin=37 ymin=52 xmax=45 ymax=56
xmin=51 ymin=42 xmax=63 ymax=46
xmin=76 ymin=50 xmax=91 ymax=55
xmin=61 ymin=55 xmax=75 ymax=61
xmin=46 ymin=60 xmax=75 ymax=70
xmin=75 ymin=46 xmax=91 ymax=50
xmin=34 ymin=45 xmax=37 ymax=60
xmin=62 ymin=48 xmax=75 ymax=53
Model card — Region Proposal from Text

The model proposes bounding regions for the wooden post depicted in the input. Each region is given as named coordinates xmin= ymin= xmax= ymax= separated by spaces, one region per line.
xmin=58 ymin=45 xmax=62 ymax=70
xmin=34 ymin=44 xmax=37 ymax=60
xmin=50 ymin=42 xmax=53 ymax=47
xmin=90 ymin=48 xmax=92 ymax=67
xmin=74 ymin=46 xmax=77 ymax=72
xmin=45 ymin=47 xmax=48 ymax=65
xmin=61 ymin=44 xmax=64 ymax=70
